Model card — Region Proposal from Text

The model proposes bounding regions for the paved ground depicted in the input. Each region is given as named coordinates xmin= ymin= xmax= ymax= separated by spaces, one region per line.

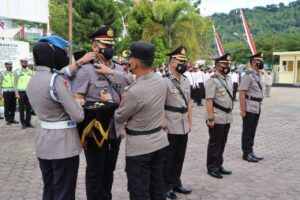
xmin=0 ymin=87 xmax=300 ymax=200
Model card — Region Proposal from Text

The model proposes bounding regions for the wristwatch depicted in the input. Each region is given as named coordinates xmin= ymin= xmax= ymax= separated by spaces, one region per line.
xmin=208 ymin=117 xmax=214 ymax=122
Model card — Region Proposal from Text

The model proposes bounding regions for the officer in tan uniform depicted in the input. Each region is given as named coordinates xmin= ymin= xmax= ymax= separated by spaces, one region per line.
xmin=240 ymin=52 xmax=264 ymax=162
xmin=112 ymin=41 xmax=169 ymax=200
xmin=73 ymin=25 xmax=134 ymax=200
xmin=205 ymin=53 xmax=233 ymax=179
xmin=163 ymin=46 xmax=192 ymax=199
xmin=27 ymin=36 xmax=85 ymax=200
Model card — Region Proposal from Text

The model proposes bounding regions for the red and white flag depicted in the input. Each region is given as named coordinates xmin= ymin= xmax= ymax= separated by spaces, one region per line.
xmin=213 ymin=25 xmax=225 ymax=56
xmin=20 ymin=24 xmax=25 ymax=39
xmin=240 ymin=9 xmax=257 ymax=55
xmin=0 ymin=21 xmax=4 ymax=30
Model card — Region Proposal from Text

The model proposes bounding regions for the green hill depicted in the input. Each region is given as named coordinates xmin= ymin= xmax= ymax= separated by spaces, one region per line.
xmin=211 ymin=0 xmax=300 ymax=65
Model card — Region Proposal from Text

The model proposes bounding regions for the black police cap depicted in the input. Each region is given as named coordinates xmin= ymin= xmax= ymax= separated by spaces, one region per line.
xmin=89 ymin=25 xmax=115 ymax=45
xmin=166 ymin=45 xmax=187 ymax=61
xmin=214 ymin=53 xmax=231 ymax=64
xmin=127 ymin=41 xmax=155 ymax=64
xmin=248 ymin=52 xmax=263 ymax=61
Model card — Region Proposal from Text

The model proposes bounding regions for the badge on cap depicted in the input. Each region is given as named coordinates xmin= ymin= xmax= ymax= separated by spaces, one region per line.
xmin=227 ymin=55 xmax=231 ymax=61
xmin=107 ymin=28 xmax=114 ymax=37
xmin=181 ymin=48 xmax=186 ymax=55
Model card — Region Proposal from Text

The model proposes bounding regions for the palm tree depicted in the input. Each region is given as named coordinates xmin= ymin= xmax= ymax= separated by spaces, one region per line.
xmin=142 ymin=0 xmax=200 ymax=59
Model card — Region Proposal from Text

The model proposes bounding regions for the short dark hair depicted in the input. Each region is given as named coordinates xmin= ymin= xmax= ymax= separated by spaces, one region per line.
xmin=137 ymin=58 xmax=153 ymax=68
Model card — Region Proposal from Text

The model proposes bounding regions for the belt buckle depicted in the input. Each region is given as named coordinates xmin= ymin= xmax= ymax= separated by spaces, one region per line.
xmin=67 ymin=121 xmax=76 ymax=127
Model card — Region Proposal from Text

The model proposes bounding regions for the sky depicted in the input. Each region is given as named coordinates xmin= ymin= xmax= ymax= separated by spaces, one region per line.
xmin=199 ymin=0 xmax=294 ymax=16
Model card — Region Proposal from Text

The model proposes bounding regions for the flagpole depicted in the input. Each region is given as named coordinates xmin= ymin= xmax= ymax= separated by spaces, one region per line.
xmin=240 ymin=9 xmax=257 ymax=55
xmin=68 ymin=0 xmax=73 ymax=62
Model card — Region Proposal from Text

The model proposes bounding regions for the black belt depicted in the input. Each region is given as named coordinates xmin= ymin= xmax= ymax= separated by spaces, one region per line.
xmin=213 ymin=102 xmax=232 ymax=113
xmin=165 ymin=105 xmax=188 ymax=114
xmin=125 ymin=126 xmax=162 ymax=136
xmin=246 ymin=95 xmax=262 ymax=102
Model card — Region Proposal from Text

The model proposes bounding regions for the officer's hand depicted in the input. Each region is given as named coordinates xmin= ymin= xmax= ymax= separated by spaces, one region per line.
xmin=75 ymin=98 xmax=86 ymax=106
xmin=0 ymin=94 xmax=3 ymax=100
xmin=94 ymin=63 xmax=115 ymax=75
xmin=81 ymin=140 xmax=88 ymax=150
xmin=240 ymin=110 xmax=246 ymax=118
xmin=207 ymin=120 xmax=215 ymax=128
xmin=121 ymin=128 xmax=126 ymax=140
xmin=15 ymin=94 xmax=20 ymax=99
xmin=99 ymin=90 xmax=113 ymax=102
xmin=79 ymin=52 xmax=96 ymax=64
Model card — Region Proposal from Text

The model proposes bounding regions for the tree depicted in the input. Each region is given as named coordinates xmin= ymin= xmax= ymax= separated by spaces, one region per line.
xmin=142 ymin=0 xmax=201 ymax=60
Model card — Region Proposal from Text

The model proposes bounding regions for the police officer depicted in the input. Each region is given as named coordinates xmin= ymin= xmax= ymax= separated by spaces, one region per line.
xmin=27 ymin=36 xmax=84 ymax=200
xmin=0 ymin=62 xmax=18 ymax=125
xmin=93 ymin=41 xmax=168 ymax=200
xmin=163 ymin=46 xmax=192 ymax=199
xmin=73 ymin=25 xmax=132 ymax=200
xmin=14 ymin=58 xmax=33 ymax=129
xmin=205 ymin=53 xmax=233 ymax=179
xmin=240 ymin=52 xmax=264 ymax=162
xmin=113 ymin=41 xmax=169 ymax=200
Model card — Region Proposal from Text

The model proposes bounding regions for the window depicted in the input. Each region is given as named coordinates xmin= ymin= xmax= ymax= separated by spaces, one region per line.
xmin=282 ymin=61 xmax=293 ymax=72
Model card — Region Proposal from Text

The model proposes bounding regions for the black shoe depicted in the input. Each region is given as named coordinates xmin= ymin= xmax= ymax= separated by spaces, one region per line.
xmin=207 ymin=171 xmax=223 ymax=179
xmin=6 ymin=121 xmax=11 ymax=125
xmin=22 ymin=124 xmax=26 ymax=129
xmin=166 ymin=190 xmax=177 ymax=199
xmin=243 ymin=154 xmax=259 ymax=162
xmin=26 ymin=124 xmax=34 ymax=128
xmin=173 ymin=186 xmax=192 ymax=194
xmin=250 ymin=153 xmax=263 ymax=161
xmin=11 ymin=120 xmax=19 ymax=124
xmin=219 ymin=167 xmax=232 ymax=175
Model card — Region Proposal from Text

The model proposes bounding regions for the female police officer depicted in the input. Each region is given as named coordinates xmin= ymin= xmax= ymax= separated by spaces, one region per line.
xmin=27 ymin=36 xmax=85 ymax=200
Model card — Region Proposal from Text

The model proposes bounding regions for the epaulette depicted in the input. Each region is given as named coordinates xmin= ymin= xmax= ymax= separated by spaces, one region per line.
xmin=124 ymin=81 xmax=137 ymax=91
xmin=163 ymin=74 xmax=170 ymax=78
xmin=245 ymin=69 xmax=251 ymax=75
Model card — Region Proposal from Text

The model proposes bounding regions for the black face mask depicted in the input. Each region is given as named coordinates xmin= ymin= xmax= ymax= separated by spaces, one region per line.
xmin=99 ymin=46 xmax=114 ymax=60
xmin=6 ymin=67 xmax=12 ymax=71
xmin=219 ymin=66 xmax=230 ymax=75
xmin=257 ymin=61 xmax=264 ymax=69
xmin=176 ymin=63 xmax=187 ymax=74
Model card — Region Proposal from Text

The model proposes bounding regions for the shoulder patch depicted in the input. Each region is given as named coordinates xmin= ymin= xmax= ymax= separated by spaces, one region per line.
xmin=63 ymin=79 xmax=71 ymax=90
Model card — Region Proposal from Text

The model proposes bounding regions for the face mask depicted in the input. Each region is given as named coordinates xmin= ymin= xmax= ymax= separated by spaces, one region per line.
xmin=99 ymin=46 xmax=114 ymax=60
xmin=257 ymin=61 xmax=264 ymax=69
xmin=6 ymin=67 xmax=12 ymax=71
xmin=176 ymin=63 xmax=187 ymax=74
xmin=219 ymin=65 xmax=230 ymax=75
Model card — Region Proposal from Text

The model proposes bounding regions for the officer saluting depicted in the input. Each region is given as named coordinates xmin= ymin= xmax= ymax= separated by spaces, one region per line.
xmin=27 ymin=36 xmax=85 ymax=200
xmin=240 ymin=52 xmax=264 ymax=162
xmin=114 ymin=41 xmax=169 ymax=200
xmin=205 ymin=53 xmax=233 ymax=179
xmin=163 ymin=46 xmax=192 ymax=199
xmin=0 ymin=62 xmax=18 ymax=124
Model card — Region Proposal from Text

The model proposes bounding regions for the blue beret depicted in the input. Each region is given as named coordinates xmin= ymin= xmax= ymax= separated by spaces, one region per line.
xmin=38 ymin=35 xmax=70 ymax=50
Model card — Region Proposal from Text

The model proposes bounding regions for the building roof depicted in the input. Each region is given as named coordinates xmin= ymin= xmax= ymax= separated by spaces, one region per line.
xmin=273 ymin=51 xmax=300 ymax=56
